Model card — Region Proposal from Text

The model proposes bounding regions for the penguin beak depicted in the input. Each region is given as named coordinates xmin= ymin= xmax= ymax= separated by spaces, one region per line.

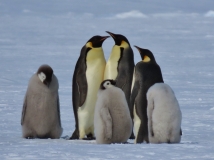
xmin=134 ymin=45 xmax=145 ymax=60
xmin=100 ymin=36 xmax=110 ymax=42
xmin=106 ymin=31 xmax=116 ymax=40
xmin=134 ymin=45 xmax=141 ymax=52
xmin=134 ymin=46 xmax=141 ymax=53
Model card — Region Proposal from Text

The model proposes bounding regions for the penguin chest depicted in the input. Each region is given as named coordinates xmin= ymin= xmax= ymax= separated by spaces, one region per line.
xmin=84 ymin=58 xmax=105 ymax=108
xmin=26 ymin=90 xmax=57 ymax=132
xmin=104 ymin=45 xmax=121 ymax=80
xmin=84 ymin=49 xmax=106 ymax=108
xmin=78 ymin=49 xmax=106 ymax=134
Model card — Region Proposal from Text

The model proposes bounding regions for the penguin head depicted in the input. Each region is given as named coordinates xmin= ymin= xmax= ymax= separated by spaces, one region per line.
xmin=106 ymin=31 xmax=130 ymax=48
xmin=100 ymin=79 xmax=116 ymax=90
xmin=86 ymin=35 xmax=109 ymax=48
xmin=134 ymin=45 xmax=156 ymax=63
xmin=37 ymin=64 xmax=53 ymax=87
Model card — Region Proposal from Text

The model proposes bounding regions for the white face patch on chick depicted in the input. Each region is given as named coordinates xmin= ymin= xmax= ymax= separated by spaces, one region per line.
xmin=103 ymin=81 xmax=114 ymax=89
xmin=38 ymin=72 xmax=46 ymax=83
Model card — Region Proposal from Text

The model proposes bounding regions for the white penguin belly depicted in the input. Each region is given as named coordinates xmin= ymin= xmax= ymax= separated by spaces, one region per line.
xmin=78 ymin=48 xmax=106 ymax=139
xmin=133 ymin=105 xmax=141 ymax=143
xmin=104 ymin=45 xmax=121 ymax=80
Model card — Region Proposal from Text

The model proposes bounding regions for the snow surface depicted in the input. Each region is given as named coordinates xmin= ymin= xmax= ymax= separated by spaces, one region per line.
xmin=1 ymin=0 xmax=214 ymax=159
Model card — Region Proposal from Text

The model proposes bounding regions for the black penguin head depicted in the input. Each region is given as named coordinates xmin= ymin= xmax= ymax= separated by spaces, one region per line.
xmin=86 ymin=35 xmax=109 ymax=48
xmin=37 ymin=64 xmax=53 ymax=87
xmin=100 ymin=79 xmax=116 ymax=90
xmin=134 ymin=45 xmax=156 ymax=63
xmin=106 ymin=31 xmax=130 ymax=47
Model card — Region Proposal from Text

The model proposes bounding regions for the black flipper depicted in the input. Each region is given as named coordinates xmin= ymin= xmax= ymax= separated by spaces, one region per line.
xmin=76 ymin=69 xmax=88 ymax=107
xmin=21 ymin=95 xmax=27 ymax=125
xmin=70 ymin=46 xmax=89 ymax=139
xmin=57 ymin=95 xmax=61 ymax=127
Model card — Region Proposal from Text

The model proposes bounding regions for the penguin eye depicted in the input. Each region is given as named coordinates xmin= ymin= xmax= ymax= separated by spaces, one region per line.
xmin=107 ymin=83 xmax=109 ymax=85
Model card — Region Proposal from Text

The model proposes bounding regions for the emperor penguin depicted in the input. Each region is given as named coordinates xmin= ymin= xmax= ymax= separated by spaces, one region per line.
xmin=21 ymin=64 xmax=63 ymax=139
xmin=147 ymin=83 xmax=182 ymax=143
xmin=70 ymin=35 xmax=109 ymax=140
xmin=130 ymin=46 xmax=164 ymax=143
xmin=104 ymin=31 xmax=135 ymax=138
xmin=94 ymin=80 xmax=132 ymax=144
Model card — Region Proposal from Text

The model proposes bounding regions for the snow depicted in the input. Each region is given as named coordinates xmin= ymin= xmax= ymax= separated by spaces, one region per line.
xmin=114 ymin=10 xmax=147 ymax=19
xmin=1 ymin=0 xmax=214 ymax=159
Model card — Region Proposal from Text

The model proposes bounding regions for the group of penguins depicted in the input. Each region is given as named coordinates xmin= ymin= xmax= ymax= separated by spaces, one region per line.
xmin=21 ymin=31 xmax=182 ymax=144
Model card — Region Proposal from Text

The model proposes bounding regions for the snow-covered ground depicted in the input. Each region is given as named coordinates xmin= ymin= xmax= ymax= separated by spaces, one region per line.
xmin=0 ymin=0 xmax=214 ymax=159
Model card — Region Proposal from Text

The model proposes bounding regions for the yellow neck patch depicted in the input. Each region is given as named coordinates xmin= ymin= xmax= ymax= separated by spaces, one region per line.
xmin=120 ymin=40 xmax=129 ymax=48
xmin=86 ymin=42 xmax=93 ymax=48
xmin=143 ymin=55 xmax=150 ymax=62
xmin=86 ymin=47 xmax=103 ymax=61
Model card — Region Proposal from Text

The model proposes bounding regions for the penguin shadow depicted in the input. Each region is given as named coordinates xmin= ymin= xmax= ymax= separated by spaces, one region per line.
xmin=180 ymin=141 xmax=199 ymax=145
xmin=61 ymin=135 xmax=135 ymax=144
xmin=60 ymin=135 xmax=70 ymax=140
xmin=112 ymin=142 xmax=134 ymax=145
xmin=61 ymin=135 xmax=94 ymax=141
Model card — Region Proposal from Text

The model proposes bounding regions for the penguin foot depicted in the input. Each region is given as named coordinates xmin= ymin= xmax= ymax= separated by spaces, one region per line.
xmin=69 ymin=129 xmax=79 ymax=140
xmin=26 ymin=136 xmax=34 ymax=139
xmin=82 ymin=137 xmax=95 ymax=140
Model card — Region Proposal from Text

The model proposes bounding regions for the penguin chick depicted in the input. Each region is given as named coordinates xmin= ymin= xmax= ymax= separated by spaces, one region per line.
xmin=130 ymin=46 xmax=164 ymax=143
xmin=147 ymin=83 xmax=182 ymax=143
xmin=94 ymin=79 xmax=132 ymax=144
xmin=70 ymin=35 xmax=109 ymax=140
xmin=21 ymin=64 xmax=63 ymax=139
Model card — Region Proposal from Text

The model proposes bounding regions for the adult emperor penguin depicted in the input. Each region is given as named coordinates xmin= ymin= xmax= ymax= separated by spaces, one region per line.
xmin=130 ymin=46 xmax=164 ymax=143
xmin=147 ymin=83 xmax=182 ymax=143
xmin=70 ymin=35 xmax=109 ymax=140
xmin=94 ymin=80 xmax=132 ymax=144
xmin=104 ymin=31 xmax=135 ymax=138
xmin=21 ymin=64 xmax=63 ymax=139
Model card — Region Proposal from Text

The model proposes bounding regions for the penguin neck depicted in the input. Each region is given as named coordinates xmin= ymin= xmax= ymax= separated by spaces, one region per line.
xmin=120 ymin=40 xmax=129 ymax=49
xmin=86 ymin=47 xmax=105 ymax=61
xmin=108 ymin=45 xmax=121 ymax=61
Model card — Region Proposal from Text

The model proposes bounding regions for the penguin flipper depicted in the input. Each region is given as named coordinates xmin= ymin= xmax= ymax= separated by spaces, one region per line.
xmin=71 ymin=59 xmax=87 ymax=140
xmin=57 ymin=95 xmax=61 ymax=127
xmin=76 ymin=69 xmax=88 ymax=107
xmin=21 ymin=95 xmax=27 ymax=125
xmin=100 ymin=107 xmax=112 ymax=141
xmin=147 ymin=96 xmax=154 ymax=137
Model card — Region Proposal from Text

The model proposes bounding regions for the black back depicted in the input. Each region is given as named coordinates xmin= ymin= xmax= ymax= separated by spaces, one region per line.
xmin=115 ymin=47 xmax=135 ymax=107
